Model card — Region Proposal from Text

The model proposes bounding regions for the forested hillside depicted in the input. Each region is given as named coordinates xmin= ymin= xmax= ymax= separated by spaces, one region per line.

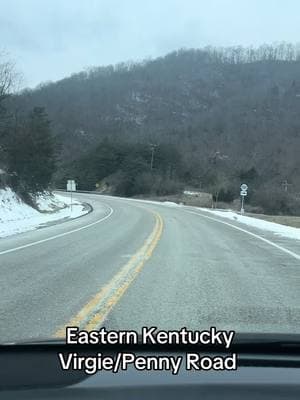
xmin=0 ymin=56 xmax=56 ymax=204
xmin=9 ymin=44 xmax=300 ymax=214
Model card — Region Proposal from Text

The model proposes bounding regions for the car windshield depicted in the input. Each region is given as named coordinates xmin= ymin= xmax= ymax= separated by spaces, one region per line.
xmin=0 ymin=0 xmax=299 ymax=346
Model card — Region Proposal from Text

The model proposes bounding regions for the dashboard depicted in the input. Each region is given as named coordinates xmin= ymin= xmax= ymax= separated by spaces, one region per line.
xmin=1 ymin=339 xmax=300 ymax=399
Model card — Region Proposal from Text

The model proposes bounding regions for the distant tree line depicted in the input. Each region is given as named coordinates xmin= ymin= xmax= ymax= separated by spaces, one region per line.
xmin=56 ymin=139 xmax=183 ymax=197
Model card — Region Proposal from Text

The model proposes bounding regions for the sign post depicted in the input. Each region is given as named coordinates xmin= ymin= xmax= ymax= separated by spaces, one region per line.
xmin=67 ymin=180 xmax=77 ymax=212
xmin=240 ymin=183 xmax=248 ymax=214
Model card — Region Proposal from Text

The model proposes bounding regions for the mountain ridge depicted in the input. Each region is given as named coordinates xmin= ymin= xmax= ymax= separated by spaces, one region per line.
xmin=10 ymin=46 xmax=300 ymax=212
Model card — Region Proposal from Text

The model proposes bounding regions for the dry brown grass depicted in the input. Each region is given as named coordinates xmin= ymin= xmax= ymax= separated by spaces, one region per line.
xmin=246 ymin=213 xmax=300 ymax=228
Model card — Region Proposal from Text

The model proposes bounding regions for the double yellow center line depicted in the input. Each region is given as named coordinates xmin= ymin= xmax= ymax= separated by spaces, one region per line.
xmin=55 ymin=209 xmax=163 ymax=337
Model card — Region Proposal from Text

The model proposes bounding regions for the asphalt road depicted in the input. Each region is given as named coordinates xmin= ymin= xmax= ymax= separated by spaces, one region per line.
xmin=0 ymin=192 xmax=299 ymax=343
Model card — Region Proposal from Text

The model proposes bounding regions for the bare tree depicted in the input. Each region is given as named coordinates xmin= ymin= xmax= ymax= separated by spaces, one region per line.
xmin=0 ymin=53 xmax=20 ymax=168
xmin=0 ymin=52 xmax=20 ymax=104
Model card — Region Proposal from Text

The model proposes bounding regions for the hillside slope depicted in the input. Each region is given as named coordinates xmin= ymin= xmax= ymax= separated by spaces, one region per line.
xmin=10 ymin=46 xmax=300 ymax=208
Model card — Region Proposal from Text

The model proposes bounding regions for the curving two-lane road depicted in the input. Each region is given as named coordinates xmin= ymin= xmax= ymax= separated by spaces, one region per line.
xmin=0 ymin=192 xmax=299 ymax=343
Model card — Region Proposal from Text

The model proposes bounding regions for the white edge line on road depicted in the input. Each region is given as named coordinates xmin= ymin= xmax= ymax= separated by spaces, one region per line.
xmin=0 ymin=205 xmax=114 ymax=257
xmin=185 ymin=209 xmax=300 ymax=261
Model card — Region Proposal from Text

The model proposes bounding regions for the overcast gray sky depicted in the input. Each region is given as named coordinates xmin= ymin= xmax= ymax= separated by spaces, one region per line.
xmin=1 ymin=0 xmax=300 ymax=88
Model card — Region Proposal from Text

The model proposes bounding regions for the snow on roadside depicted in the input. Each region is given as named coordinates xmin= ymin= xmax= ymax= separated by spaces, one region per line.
xmin=203 ymin=208 xmax=300 ymax=241
xmin=35 ymin=192 xmax=68 ymax=211
xmin=183 ymin=190 xmax=201 ymax=196
xmin=162 ymin=201 xmax=180 ymax=207
xmin=0 ymin=188 xmax=89 ymax=238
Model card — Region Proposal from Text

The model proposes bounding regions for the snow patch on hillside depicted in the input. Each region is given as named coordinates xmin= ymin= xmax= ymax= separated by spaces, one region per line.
xmin=0 ymin=188 xmax=89 ymax=238
xmin=35 ymin=192 xmax=68 ymax=211
xmin=203 ymin=209 xmax=300 ymax=241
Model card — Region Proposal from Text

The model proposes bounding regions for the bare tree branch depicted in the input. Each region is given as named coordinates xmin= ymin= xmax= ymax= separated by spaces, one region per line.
xmin=0 ymin=52 xmax=21 ymax=103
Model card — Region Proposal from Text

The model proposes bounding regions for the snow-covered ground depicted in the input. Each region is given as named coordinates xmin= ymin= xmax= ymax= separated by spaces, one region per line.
xmin=203 ymin=209 xmax=300 ymax=241
xmin=0 ymin=188 xmax=89 ymax=238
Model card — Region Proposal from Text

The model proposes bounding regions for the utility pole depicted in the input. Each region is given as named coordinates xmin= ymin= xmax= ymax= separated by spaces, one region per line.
xmin=282 ymin=180 xmax=291 ymax=192
xmin=150 ymin=143 xmax=158 ymax=170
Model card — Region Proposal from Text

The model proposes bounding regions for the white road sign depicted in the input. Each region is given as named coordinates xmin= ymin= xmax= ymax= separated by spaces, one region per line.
xmin=240 ymin=184 xmax=248 ymax=214
xmin=67 ymin=180 xmax=76 ymax=192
